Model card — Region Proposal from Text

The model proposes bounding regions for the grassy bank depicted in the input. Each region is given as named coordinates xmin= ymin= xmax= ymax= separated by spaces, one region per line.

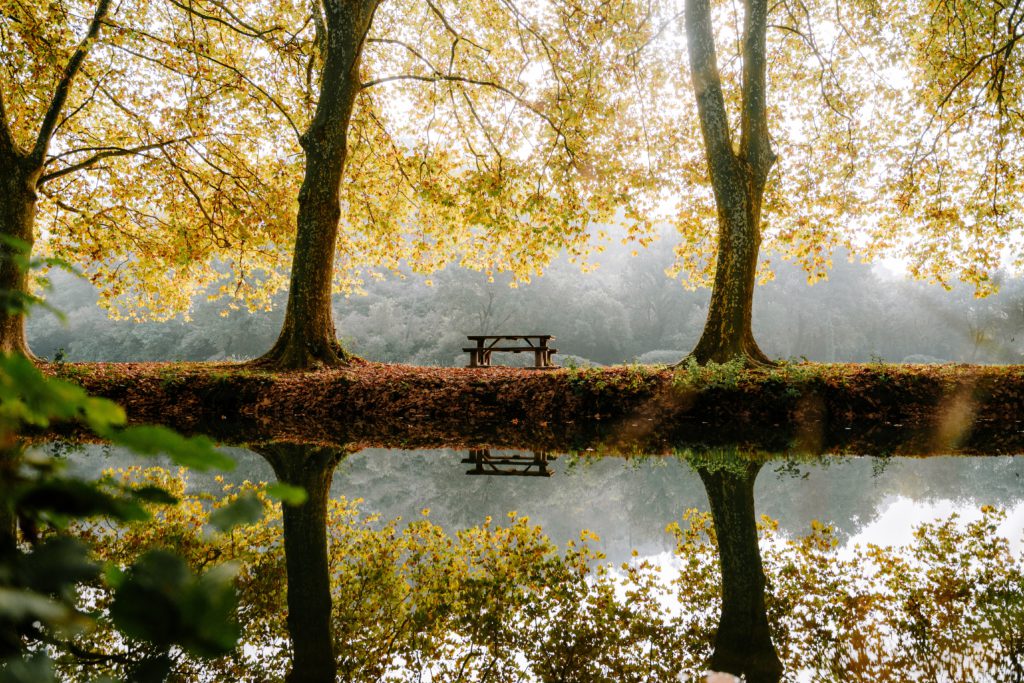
xmin=43 ymin=360 xmax=1024 ymax=456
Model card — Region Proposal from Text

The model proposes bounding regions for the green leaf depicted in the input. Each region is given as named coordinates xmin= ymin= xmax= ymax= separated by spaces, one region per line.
xmin=0 ymin=652 xmax=59 ymax=683
xmin=265 ymin=482 xmax=308 ymax=506
xmin=0 ymin=588 xmax=72 ymax=624
xmin=109 ymin=426 xmax=235 ymax=471
xmin=110 ymin=551 xmax=191 ymax=647
xmin=209 ymin=494 xmax=263 ymax=531
xmin=103 ymin=563 xmax=126 ymax=590
xmin=129 ymin=485 xmax=179 ymax=506
xmin=110 ymin=550 xmax=240 ymax=658
xmin=19 ymin=479 xmax=150 ymax=524
xmin=21 ymin=537 xmax=100 ymax=595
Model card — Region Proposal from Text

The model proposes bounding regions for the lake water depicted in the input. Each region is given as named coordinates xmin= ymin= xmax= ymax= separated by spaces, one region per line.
xmin=59 ymin=443 xmax=1024 ymax=681
xmin=66 ymin=444 xmax=1024 ymax=557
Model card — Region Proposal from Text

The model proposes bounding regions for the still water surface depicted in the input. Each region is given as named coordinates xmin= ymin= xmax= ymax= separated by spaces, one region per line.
xmin=63 ymin=444 xmax=1024 ymax=681
xmin=69 ymin=445 xmax=1024 ymax=558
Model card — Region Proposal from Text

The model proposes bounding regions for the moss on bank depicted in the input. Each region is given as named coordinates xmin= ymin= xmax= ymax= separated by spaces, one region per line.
xmin=42 ymin=361 xmax=1024 ymax=456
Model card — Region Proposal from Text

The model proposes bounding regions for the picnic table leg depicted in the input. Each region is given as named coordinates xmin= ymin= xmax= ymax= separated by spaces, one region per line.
xmin=482 ymin=350 xmax=491 ymax=367
xmin=533 ymin=349 xmax=545 ymax=368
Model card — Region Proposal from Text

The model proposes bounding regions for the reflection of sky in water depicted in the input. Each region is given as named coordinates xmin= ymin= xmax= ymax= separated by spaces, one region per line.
xmin=62 ymin=445 xmax=1024 ymax=563
xmin=849 ymin=497 xmax=1024 ymax=554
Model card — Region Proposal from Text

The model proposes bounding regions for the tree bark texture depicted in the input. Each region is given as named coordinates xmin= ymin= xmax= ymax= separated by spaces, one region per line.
xmin=684 ymin=0 xmax=775 ymax=365
xmin=254 ymin=442 xmax=347 ymax=683
xmin=698 ymin=462 xmax=783 ymax=683
xmin=257 ymin=0 xmax=380 ymax=370
xmin=0 ymin=0 xmax=111 ymax=359
xmin=0 ymin=154 xmax=40 ymax=359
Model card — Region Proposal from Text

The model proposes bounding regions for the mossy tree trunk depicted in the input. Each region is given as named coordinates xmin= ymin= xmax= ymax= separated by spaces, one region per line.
xmin=0 ymin=0 xmax=111 ymax=360
xmin=684 ymin=0 xmax=774 ymax=366
xmin=698 ymin=461 xmax=783 ymax=683
xmin=256 ymin=0 xmax=380 ymax=370
xmin=254 ymin=442 xmax=348 ymax=683
xmin=0 ymin=156 xmax=40 ymax=359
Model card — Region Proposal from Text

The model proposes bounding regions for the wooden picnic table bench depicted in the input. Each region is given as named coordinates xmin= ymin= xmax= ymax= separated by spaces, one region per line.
xmin=463 ymin=334 xmax=557 ymax=368
xmin=462 ymin=448 xmax=556 ymax=477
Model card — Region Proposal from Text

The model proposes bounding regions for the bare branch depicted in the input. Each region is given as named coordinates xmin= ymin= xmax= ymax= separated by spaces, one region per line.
xmin=366 ymin=37 xmax=444 ymax=74
xmin=30 ymin=0 xmax=112 ymax=166
xmin=103 ymin=21 xmax=304 ymax=141
xmin=424 ymin=0 xmax=488 ymax=53
xmin=166 ymin=0 xmax=281 ymax=40
xmin=360 ymin=74 xmax=572 ymax=160
xmin=627 ymin=8 xmax=687 ymax=59
xmin=38 ymin=137 xmax=192 ymax=186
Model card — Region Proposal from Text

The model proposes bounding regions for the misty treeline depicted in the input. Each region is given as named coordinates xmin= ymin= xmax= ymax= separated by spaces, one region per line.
xmin=28 ymin=238 xmax=1024 ymax=367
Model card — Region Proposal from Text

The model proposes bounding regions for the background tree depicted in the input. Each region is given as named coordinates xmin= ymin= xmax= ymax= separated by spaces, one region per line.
xmin=0 ymin=0 xmax=115 ymax=358
xmin=1 ymin=0 xmax=297 ymax=358
xmin=164 ymin=0 xmax=661 ymax=368
xmin=872 ymin=0 xmax=1024 ymax=296
xmin=610 ymin=0 xmax=1024 ymax=364
xmin=680 ymin=0 xmax=776 ymax=363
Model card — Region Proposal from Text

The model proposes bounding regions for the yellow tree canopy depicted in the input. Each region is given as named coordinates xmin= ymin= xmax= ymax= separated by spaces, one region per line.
xmin=11 ymin=0 xmax=1019 ymax=323
xmin=603 ymin=0 xmax=1022 ymax=295
xmin=15 ymin=0 xmax=668 ymax=319
xmin=3 ymin=0 xmax=296 ymax=319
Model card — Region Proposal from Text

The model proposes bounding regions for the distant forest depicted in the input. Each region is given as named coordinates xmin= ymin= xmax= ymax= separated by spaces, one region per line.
xmin=28 ymin=240 xmax=1024 ymax=366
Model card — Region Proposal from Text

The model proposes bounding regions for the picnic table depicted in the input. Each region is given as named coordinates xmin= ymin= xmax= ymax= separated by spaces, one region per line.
xmin=463 ymin=334 xmax=557 ymax=368
xmin=462 ymin=449 xmax=556 ymax=477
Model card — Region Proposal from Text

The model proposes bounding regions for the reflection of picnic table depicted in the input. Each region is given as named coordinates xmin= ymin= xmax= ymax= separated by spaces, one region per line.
xmin=462 ymin=448 xmax=555 ymax=477
xmin=463 ymin=335 xmax=557 ymax=368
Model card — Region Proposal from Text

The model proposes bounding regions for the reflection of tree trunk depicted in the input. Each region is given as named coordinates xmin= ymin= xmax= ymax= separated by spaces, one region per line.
xmin=252 ymin=443 xmax=348 ymax=683
xmin=0 ymin=444 xmax=26 ymax=658
xmin=698 ymin=461 xmax=782 ymax=683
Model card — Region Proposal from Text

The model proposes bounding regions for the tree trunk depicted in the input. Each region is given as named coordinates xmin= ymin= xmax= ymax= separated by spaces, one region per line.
xmin=698 ymin=461 xmax=783 ymax=683
xmin=256 ymin=0 xmax=379 ymax=370
xmin=683 ymin=0 xmax=775 ymax=366
xmin=689 ymin=199 xmax=769 ymax=365
xmin=0 ymin=153 xmax=40 ymax=360
xmin=0 ymin=0 xmax=111 ymax=362
xmin=254 ymin=442 xmax=347 ymax=683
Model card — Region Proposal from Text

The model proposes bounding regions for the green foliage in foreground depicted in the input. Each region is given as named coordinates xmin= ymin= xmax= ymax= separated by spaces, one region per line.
xmin=60 ymin=467 xmax=1024 ymax=683
xmin=0 ymin=353 xmax=303 ymax=682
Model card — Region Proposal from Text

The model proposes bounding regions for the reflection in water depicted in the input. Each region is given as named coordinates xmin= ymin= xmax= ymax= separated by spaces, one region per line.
xmin=463 ymin=448 xmax=556 ymax=477
xmin=54 ymin=442 xmax=1024 ymax=681
xmin=252 ymin=442 xmax=349 ymax=683
xmin=697 ymin=461 xmax=782 ymax=682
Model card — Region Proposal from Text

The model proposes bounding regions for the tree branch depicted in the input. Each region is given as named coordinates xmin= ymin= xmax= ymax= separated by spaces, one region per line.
xmin=424 ymin=0 xmax=488 ymax=53
xmin=360 ymin=74 xmax=572 ymax=160
xmin=30 ymin=0 xmax=112 ymax=167
xmin=685 ymin=0 xmax=735 ymax=168
xmin=740 ymin=0 xmax=776 ymax=181
xmin=0 ymin=86 xmax=16 ymax=158
xmin=166 ymin=0 xmax=282 ymax=40
xmin=38 ymin=137 xmax=192 ymax=186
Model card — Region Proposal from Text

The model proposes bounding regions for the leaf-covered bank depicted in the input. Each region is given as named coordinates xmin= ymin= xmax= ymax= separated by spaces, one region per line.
xmin=44 ymin=361 xmax=1024 ymax=455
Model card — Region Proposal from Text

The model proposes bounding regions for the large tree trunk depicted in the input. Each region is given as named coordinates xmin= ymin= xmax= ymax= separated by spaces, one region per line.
xmin=254 ymin=443 xmax=347 ymax=683
xmin=689 ymin=194 xmax=768 ymax=365
xmin=256 ymin=0 xmax=379 ymax=370
xmin=0 ymin=153 xmax=40 ymax=360
xmin=684 ymin=0 xmax=775 ymax=366
xmin=698 ymin=461 xmax=783 ymax=683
